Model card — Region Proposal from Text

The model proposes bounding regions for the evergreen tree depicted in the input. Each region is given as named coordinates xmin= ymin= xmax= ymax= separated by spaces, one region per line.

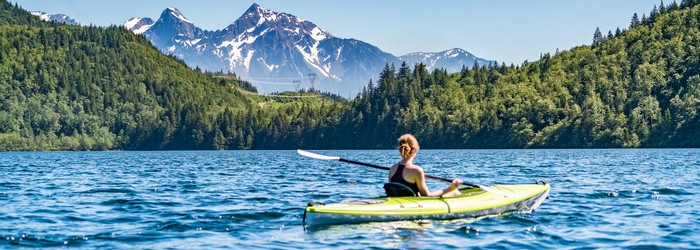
xmin=2 ymin=0 xmax=700 ymax=150
xmin=631 ymin=13 xmax=640 ymax=27
xmin=593 ymin=27 xmax=604 ymax=46
xmin=669 ymin=1 xmax=679 ymax=10
xmin=660 ymin=0 xmax=667 ymax=12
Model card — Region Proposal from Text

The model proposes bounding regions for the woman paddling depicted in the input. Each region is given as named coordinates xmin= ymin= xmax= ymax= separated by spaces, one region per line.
xmin=389 ymin=134 xmax=463 ymax=197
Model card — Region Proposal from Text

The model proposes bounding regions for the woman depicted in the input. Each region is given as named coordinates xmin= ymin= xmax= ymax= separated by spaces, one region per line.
xmin=388 ymin=134 xmax=463 ymax=197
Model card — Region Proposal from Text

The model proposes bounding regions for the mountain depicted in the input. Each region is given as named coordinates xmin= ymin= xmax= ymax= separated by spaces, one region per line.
xmin=124 ymin=17 xmax=154 ymax=34
xmin=138 ymin=8 xmax=207 ymax=49
xmin=272 ymin=0 xmax=700 ymax=149
xmin=30 ymin=11 xmax=78 ymax=25
xmin=125 ymin=4 xmax=491 ymax=96
xmin=399 ymin=48 xmax=493 ymax=72
xmin=5 ymin=0 xmax=700 ymax=151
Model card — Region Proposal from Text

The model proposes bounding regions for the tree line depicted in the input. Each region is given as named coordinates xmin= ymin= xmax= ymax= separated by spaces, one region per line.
xmin=1 ymin=0 xmax=699 ymax=150
xmin=0 ymin=0 xmax=258 ymax=150
xmin=236 ymin=0 xmax=700 ymax=149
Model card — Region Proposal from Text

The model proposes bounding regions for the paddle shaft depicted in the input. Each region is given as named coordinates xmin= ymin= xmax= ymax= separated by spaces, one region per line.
xmin=338 ymin=158 xmax=479 ymax=188
xmin=296 ymin=149 xmax=518 ymax=196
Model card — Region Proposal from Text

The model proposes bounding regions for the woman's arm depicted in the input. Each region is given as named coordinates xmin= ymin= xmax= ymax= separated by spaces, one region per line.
xmin=387 ymin=164 xmax=398 ymax=182
xmin=414 ymin=167 xmax=460 ymax=197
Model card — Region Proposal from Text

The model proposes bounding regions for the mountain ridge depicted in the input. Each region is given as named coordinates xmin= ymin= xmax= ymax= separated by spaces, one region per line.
xmin=30 ymin=11 xmax=78 ymax=25
xmin=4 ymin=0 xmax=700 ymax=150
xmin=125 ymin=4 xmax=493 ymax=96
xmin=399 ymin=48 xmax=494 ymax=72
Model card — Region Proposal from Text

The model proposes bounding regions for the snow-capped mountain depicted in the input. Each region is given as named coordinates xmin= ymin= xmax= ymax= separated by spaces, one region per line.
xmin=208 ymin=3 xmax=398 ymax=94
xmin=125 ymin=4 xmax=491 ymax=96
xmin=124 ymin=17 xmax=154 ymax=35
xmin=125 ymin=8 xmax=226 ymax=76
xmin=399 ymin=48 xmax=493 ymax=72
xmin=141 ymin=8 xmax=207 ymax=49
xmin=30 ymin=11 xmax=78 ymax=25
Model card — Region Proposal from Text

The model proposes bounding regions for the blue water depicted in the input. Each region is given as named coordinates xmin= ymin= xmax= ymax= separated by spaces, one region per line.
xmin=1 ymin=149 xmax=698 ymax=249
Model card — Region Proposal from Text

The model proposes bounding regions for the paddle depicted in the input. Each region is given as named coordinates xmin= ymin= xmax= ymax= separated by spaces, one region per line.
xmin=297 ymin=149 xmax=520 ymax=197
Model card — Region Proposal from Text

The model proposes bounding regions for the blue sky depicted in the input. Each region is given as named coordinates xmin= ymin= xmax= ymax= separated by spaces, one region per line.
xmin=14 ymin=0 xmax=660 ymax=64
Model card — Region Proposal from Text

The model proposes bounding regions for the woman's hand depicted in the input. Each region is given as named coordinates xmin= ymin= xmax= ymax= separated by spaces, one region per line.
xmin=450 ymin=178 xmax=464 ymax=190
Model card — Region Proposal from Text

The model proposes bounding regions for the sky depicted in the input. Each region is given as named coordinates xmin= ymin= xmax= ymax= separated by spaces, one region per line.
xmin=14 ymin=0 xmax=661 ymax=64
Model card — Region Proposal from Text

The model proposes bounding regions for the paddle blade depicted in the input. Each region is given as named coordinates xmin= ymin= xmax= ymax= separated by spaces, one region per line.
xmin=297 ymin=149 xmax=341 ymax=160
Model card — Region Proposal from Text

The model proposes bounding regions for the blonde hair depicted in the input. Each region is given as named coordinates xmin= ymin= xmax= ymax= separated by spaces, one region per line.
xmin=398 ymin=134 xmax=420 ymax=159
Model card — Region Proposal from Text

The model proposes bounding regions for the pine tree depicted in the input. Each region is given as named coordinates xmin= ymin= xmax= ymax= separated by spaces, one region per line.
xmin=593 ymin=27 xmax=604 ymax=46
xmin=630 ymin=13 xmax=640 ymax=28
xmin=660 ymin=0 xmax=667 ymax=12
xmin=669 ymin=1 xmax=679 ymax=10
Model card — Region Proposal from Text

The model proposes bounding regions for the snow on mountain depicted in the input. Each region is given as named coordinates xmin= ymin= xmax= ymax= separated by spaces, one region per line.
xmin=123 ymin=4 xmax=491 ymax=96
xmin=147 ymin=8 xmax=204 ymax=45
xmin=213 ymin=3 xmax=343 ymax=80
xmin=30 ymin=11 xmax=79 ymax=25
xmin=166 ymin=7 xmax=193 ymax=24
xmin=399 ymin=48 xmax=494 ymax=72
xmin=124 ymin=17 xmax=155 ymax=34
xmin=30 ymin=11 xmax=50 ymax=21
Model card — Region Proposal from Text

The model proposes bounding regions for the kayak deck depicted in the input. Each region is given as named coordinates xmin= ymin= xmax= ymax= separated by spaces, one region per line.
xmin=304 ymin=182 xmax=550 ymax=225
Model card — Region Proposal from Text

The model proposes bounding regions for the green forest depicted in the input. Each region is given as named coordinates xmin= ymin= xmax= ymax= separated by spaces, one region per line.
xmin=1 ymin=0 xmax=699 ymax=150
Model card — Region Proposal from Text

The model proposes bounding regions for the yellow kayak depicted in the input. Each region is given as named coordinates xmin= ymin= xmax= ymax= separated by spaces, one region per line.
xmin=303 ymin=181 xmax=550 ymax=225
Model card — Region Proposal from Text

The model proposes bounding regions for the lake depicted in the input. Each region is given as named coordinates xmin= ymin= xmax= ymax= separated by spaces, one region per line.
xmin=1 ymin=149 xmax=698 ymax=249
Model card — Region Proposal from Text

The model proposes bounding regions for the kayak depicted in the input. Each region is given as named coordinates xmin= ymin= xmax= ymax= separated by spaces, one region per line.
xmin=303 ymin=181 xmax=550 ymax=225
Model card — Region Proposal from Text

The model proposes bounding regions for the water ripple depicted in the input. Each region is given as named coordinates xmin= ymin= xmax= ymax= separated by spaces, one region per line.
xmin=0 ymin=149 xmax=698 ymax=248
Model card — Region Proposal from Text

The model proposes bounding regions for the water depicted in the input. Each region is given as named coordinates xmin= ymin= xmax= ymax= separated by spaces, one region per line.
xmin=0 ymin=149 xmax=698 ymax=249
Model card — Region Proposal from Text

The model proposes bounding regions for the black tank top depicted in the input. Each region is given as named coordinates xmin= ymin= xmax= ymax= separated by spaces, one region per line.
xmin=390 ymin=164 xmax=420 ymax=194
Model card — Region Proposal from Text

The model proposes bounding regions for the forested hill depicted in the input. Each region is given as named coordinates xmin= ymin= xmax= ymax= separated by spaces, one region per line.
xmin=324 ymin=0 xmax=700 ymax=148
xmin=0 ymin=0 xmax=258 ymax=150
xmin=254 ymin=0 xmax=700 ymax=149
xmin=349 ymin=0 xmax=700 ymax=148
xmin=0 ymin=1 xmax=47 ymax=27
xmin=2 ymin=1 xmax=700 ymax=150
